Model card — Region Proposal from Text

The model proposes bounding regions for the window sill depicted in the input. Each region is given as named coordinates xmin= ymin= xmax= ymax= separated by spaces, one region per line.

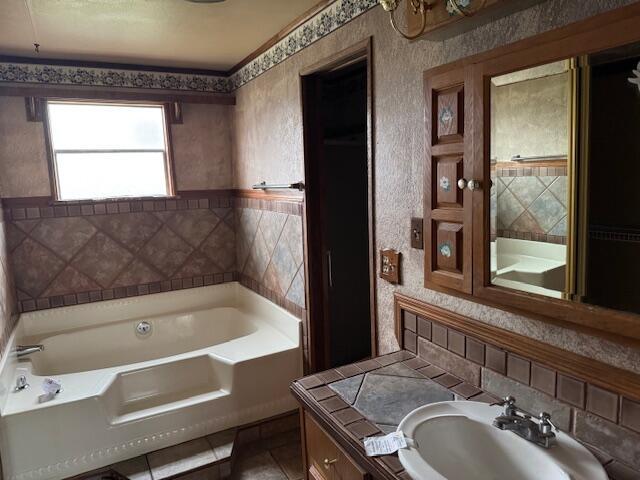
xmin=51 ymin=195 xmax=178 ymax=205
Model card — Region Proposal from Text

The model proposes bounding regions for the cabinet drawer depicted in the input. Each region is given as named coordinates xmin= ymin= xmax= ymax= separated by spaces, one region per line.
xmin=304 ymin=412 xmax=368 ymax=480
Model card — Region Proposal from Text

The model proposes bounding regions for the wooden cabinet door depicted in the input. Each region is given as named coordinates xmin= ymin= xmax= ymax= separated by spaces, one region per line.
xmin=304 ymin=412 xmax=368 ymax=480
xmin=424 ymin=66 xmax=475 ymax=293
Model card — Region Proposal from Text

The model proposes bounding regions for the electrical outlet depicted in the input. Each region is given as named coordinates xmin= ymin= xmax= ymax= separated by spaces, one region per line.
xmin=380 ymin=249 xmax=401 ymax=284
xmin=411 ymin=218 xmax=423 ymax=249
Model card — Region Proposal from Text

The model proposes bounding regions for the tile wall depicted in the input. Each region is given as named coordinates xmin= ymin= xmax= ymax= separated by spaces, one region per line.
xmin=401 ymin=306 xmax=640 ymax=479
xmin=491 ymin=164 xmax=568 ymax=244
xmin=0 ymin=200 xmax=18 ymax=355
xmin=234 ymin=196 xmax=308 ymax=368
xmin=4 ymin=195 xmax=236 ymax=312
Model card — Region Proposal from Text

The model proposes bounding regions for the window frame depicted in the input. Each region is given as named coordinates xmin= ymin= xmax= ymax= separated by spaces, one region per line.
xmin=43 ymin=99 xmax=177 ymax=202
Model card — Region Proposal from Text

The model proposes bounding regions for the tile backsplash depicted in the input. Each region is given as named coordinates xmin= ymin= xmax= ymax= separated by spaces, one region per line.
xmin=400 ymin=302 xmax=640 ymax=479
xmin=491 ymin=164 xmax=568 ymax=244
xmin=4 ymin=195 xmax=236 ymax=312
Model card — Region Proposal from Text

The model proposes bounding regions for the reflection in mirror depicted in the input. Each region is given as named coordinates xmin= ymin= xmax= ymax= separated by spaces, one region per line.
xmin=490 ymin=60 xmax=571 ymax=299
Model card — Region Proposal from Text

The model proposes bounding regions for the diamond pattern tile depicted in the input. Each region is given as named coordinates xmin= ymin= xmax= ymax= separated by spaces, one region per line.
xmin=44 ymin=266 xmax=101 ymax=297
xmin=72 ymin=233 xmax=134 ymax=288
xmin=176 ymin=250 xmax=222 ymax=278
xmin=509 ymin=176 xmax=545 ymax=207
xmin=89 ymin=213 xmax=161 ymax=252
xmin=112 ymin=259 xmax=164 ymax=288
xmin=140 ymin=226 xmax=194 ymax=277
xmin=353 ymin=373 xmax=454 ymax=425
xmin=200 ymin=222 xmax=236 ymax=271
xmin=259 ymin=211 xmax=287 ymax=253
xmin=497 ymin=188 xmax=525 ymax=227
xmin=11 ymin=238 xmax=65 ymax=297
xmin=31 ymin=217 xmax=96 ymax=261
xmin=164 ymin=209 xmax=221 ymax=248
xmin=496 ymin=173 xmax=568 ymax=239
xmin=529 ymin=189 xmax=565 ymax=232
xmin=5 ymin=199 xmax=238 ymax=309
xmin=237 ymin=206 xmax=306 ymax=308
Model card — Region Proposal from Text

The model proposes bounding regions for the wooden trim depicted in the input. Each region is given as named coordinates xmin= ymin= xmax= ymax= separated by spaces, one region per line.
xmin=420 ymin=2 xmax=640 ymax=344
xmin=0 ymin=84 xmax=235 ymax=105
xmin=491 ymin=159 xmax=567 ymax=169
xmin=233 ymin=188 xmax=304 ymax=203
xmin=471 ymin=5 xmax=640 ymax=343
xmin=423 ymin=3 xmax=640 ymax=79
xmin=394 ymin=292 xmax=640 ymax=402
xmin=1 ymin=190 xmax=234 ymax=208
xmin=229 ymin=0 xmax=336 ymax=75
xmin=300 ymin=38 xmax=377 ymax=372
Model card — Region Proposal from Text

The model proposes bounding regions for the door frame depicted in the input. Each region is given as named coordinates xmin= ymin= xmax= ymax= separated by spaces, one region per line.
xmin=300 ymin=37 xmax=377 ymax=372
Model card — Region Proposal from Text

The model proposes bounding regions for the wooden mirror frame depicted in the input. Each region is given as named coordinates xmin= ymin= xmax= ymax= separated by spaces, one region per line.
xmin=423 ymin=3 xmax=640 ymax=345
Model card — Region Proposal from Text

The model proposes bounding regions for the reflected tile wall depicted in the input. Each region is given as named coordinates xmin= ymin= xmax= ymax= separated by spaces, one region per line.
xmin=5 ymin=195 xmax=236 ymax=312
xmin=492 ymin=165 xmax=567 ymax=244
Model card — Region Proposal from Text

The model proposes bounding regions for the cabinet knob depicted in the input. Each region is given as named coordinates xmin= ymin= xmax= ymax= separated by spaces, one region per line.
xmin=467 ymin=179 xmax=481 ymax=191
xmin=323 ymin=458 xmax=338 ymax=469
xmin=457 ymin=178 xmax=467 ymax=190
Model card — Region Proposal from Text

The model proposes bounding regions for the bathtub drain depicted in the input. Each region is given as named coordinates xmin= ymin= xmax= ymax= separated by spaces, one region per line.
xmin=136 ymin=321 xmax=152 ymax=336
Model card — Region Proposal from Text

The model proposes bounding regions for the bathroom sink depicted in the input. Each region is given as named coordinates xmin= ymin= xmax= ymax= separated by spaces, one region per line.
xmin=397 ymin=401 xmax=607 ymax=480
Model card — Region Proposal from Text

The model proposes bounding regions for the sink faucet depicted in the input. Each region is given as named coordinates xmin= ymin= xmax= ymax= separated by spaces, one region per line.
xmin=15 ymin=344 xmax=44 ymax=358
xmin=492 ymin=396 xmax=558 ymax=448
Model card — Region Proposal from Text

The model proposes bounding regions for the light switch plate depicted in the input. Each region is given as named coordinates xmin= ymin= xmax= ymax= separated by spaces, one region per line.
xmin=380 ymin=249 xmax=401 ymax=284
xmin=411 ymin=218 xmax=424 ymax=249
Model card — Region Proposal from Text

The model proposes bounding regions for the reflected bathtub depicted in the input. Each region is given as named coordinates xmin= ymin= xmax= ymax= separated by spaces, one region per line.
xmin=0 ymin=282 xmax=302 ymax=480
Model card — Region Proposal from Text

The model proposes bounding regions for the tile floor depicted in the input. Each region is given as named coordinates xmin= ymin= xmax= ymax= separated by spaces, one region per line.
xmin=106 ymin=413 xmax=303 ymax=480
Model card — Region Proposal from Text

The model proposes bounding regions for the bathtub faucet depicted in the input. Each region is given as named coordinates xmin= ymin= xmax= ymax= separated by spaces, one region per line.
xmin=15 ymin=345 xmax=44 ymax=358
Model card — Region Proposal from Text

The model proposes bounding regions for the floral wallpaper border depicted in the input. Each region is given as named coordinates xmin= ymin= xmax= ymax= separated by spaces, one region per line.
xmin=0 ymin=0 xmax=378 ymax=94
xmin=227 ymin=0 xmax=377 ymax=90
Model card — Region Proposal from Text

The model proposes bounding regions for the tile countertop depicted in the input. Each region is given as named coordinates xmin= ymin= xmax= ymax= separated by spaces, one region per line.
xmin=289 ymin=350 xmax=501 ymax=480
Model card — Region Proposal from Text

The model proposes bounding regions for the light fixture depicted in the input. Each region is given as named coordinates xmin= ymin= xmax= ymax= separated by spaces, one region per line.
xmin=380 ymin=0 xmax=486 ymax=40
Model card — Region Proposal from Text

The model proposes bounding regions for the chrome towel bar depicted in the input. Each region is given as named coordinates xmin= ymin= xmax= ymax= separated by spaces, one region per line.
xmin=252 ymin=181 xmax=305 ymax=191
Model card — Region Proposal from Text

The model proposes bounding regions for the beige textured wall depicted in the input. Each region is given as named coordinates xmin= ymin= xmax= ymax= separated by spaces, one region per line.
xmin=171 ymin=103 xmax=233 ymax=191
xmin=491 ymin=72 xmax=569 ymax=162
xmin=0 ymin=97 xmax=50 ymax=198
xmin=232 ymin=0 xmax=640 ymax=374
xmin=0 ymin=98 xmax=233 ymax=197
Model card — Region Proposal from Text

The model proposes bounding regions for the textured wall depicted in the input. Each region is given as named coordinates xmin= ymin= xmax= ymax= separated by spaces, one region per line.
xmin=232 ymin=0 xmax=640 ymax=374
xmin=490 ymin=72 xmax=569 ymax=162
xmin=0 ymin=202 xmax=18 ymax=354
xmin=0 ymin=98 xmax=234 ymax=197
xmin=171 ymin=103 xmax=233 ymax=191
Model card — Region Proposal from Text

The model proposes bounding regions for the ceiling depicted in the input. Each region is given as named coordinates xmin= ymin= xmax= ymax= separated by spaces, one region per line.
xmin=0 ymin=0 xmax=322 ymax=71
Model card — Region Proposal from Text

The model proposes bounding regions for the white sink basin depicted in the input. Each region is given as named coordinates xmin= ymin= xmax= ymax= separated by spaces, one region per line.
xmin=397 ymin=401 xmax=607 ymax=480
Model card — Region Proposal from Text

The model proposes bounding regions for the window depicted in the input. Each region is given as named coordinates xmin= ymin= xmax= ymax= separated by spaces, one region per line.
xmin=45 ymin=101 xmax=174 ymax=201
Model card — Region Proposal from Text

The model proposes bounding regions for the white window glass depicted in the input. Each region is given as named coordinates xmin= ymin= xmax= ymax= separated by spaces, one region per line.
xmin=46 ymin=101 xmax=171 ymax=201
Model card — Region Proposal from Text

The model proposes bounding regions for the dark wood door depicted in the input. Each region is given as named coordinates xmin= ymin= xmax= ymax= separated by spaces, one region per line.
xmin=424 ymin=66 xmax=475 ymax=294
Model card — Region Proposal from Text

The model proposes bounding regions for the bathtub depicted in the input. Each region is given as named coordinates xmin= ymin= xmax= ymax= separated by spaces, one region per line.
xmin=0 ymin=282 xmax=302 ymax=480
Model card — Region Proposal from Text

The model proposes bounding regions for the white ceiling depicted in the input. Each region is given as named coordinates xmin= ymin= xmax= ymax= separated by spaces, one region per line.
xmin=0 ymin=0 xmax=322 ymax=71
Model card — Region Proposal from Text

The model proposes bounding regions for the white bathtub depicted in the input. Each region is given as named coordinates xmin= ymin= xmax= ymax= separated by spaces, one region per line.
xmin=0 ymin=282 xmax=302 ymax=480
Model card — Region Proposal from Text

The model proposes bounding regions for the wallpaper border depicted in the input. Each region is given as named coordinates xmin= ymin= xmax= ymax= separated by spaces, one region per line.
xmin=0 ymin=0 xmax=377 ymax=93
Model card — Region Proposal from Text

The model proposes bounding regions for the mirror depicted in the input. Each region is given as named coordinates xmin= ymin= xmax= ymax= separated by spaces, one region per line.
xmin=490 ymin=42 xmax=640 ymax=315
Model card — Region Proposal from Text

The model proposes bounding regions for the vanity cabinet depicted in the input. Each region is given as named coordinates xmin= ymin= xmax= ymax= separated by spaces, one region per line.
xmin=303 ymin=412 xmax=369 ymax=480
xmin=421 ymin=4 xmax=640 ymax=343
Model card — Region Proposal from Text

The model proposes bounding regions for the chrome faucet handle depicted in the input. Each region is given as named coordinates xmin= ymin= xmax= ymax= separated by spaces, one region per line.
xmin=490 ymin=395 xmax=516 ymax=407
xmin=15 ymin=374 xmax=29 ymax=391
xmin=538 ymin=412 xmax=558 ymax=433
